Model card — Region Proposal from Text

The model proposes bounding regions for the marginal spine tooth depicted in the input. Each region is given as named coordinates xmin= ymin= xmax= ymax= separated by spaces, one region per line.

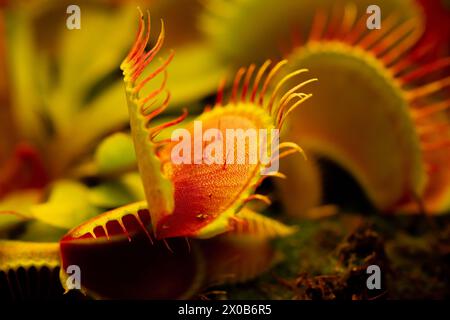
xmin=268 ymin=69 xmax=309 ymax=115
xmin=278 ymin=93 xmax=313 ymax=128
xmin=344 ymin=11 xmax=368 ymax=45
xmin=390 ymin=42 xmax=435 ymax=76
xmin=278 ymin=79 xmax=313 ymax=107
xmin=411 ymin=99 xmax=450 ymax=119
xmin=406 ymin=77 xmax=450 ymax=101
xmin=266 ymin=171 xmax=287 ymax=179
xmin=253 ymin=172 xmax=287 ymax=190
xmin=131 ymin=19 xmax=164 ymax=81
xmin=140 ymin=70 xmax=168 ymax=106
xmin=145 ymin=91 xmax=170 ymax=123
xmin=323 ymin=5 xmax=341 ymax=39
xmin=130 ymin=26 xmax=152 ymax=79
xmin=244 ymin=194 xmax=272 ymax=206
xmin=371 ymin=19 xmax=417 ymax=58
xmin=309 ymin=9 xmax=327 ymax=42
xmin=231 ymin=67 xmax=247 ymax=104
xmin=275 ymin=92 xmax=302 ymax=123
xmin=259 ymin=60 xmax=287 ymax=105
xmin=241 ymin=64 xmax=256 ymax=102
xmin=122 ymin=11 xmax=144 ymax=67
xmin=145 ymin=100 xmax=167 ymax=122
xmin=276 ymin=75 xmax=317 ymax=126
xmin=123 ymin=9 xmax=148 ymax=73
xmin=141 ymin=98 xmax=157 ymax=116
xmin=399 ymin=58 xmax=450 ymax=84
xmin=270 ymin=142 xmax=306 ymax=164
xmin=382 ymin=25 xmax=422 ymax=66
xmin=163 ymin=239 xmax=174 ymax=253
xmin=338 ymin=4 xmax=357 ymax=39
xmin=184 ymin=237 xmax=191 ymax=253
xmin=118 ymin=219 xmax=132 ymax=242
xmin=250 ymin=60 xmax=271 ymax=103
xmin=150 ymin=108 xmax=188 ymax=141
xmin=103 ymin=226 xmax=110 ymax=241
xmin=135 ymin=215 xmax=153 ymax=244
xmin=216 ymin=77 xmax=227 ymax=106
xmin=133 ymin=51 xmax=174 ymax=93
xmin=357 ymin=13 xmax=399 ymax=50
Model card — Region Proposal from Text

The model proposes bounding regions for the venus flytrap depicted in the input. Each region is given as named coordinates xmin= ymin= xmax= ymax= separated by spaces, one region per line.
xmin=278 ymin=5 xmax=450 ymax=215
xmin=56 ymin=10 xmax=315 ymax=298
xmin=118 ymin=10 xmax=315 ymax=239
xmin=0 ymin=241 xmax=62 ymax=299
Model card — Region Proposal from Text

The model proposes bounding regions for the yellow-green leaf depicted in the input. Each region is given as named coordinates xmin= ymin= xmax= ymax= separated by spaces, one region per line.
xmin=30 ymin=180 xmax=100 ymax=229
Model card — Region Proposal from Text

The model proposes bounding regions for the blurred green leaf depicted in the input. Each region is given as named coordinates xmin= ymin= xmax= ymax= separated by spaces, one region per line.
xmin=5 ymin=10 xmax=47 ymax=147
xmin=88 ymin=172 xmax=145 ymax=208
xmin=48 ymin=75 xmax=129 ymax=176
xmin=30 ymin=180 xmax=100 ymax=229
xmin=0 ymin=190 xmax=41 ymax=236
xmin=95 ymin=132 xmax=136 ymax=175
xmin=18 ymin=220 xmax=67 ymax=242
xmin=48 ymin=6 xmax=136 ymax=132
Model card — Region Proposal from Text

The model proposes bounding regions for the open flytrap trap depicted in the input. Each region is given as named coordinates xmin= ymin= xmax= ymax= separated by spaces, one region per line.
xmin=0 ymin=0 xmax=449 ymax=307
